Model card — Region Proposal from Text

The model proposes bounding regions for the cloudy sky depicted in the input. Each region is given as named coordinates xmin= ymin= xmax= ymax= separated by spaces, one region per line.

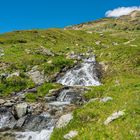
xmin=0 ymin=0 xmax=139 ymax=33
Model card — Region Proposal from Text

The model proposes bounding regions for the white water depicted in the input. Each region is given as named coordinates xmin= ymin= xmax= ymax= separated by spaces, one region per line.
xmin=15 ymin=128 xmax=54 ymax=140
xmin=57 ymin=57 xmax=101 ymax=86
xmin=0 ymin=114 xmax=9 ymax=129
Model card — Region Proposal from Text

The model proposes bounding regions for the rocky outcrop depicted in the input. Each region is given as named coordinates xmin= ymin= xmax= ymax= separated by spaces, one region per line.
xmin=27 ymin=66 xmax=45 ymax=85
xmin=14 ymin=103 xmax=28 ymax=119
xmin=56 ymin=113 xmax=73 ymax=128
xmin=104 ymin=110 xmax=125 ymax=125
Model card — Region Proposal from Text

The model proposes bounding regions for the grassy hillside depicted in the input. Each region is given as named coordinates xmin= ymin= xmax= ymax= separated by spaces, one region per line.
xmin=0 ymin=12 xmax=140 ymax=140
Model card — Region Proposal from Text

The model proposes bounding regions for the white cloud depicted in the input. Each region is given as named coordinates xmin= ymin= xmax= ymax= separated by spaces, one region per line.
xmin=105 ymin=6 xmax=140 ymax=17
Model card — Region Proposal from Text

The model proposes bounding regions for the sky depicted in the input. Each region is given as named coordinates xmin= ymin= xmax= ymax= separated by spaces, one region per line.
xmin=0 ymin=0 xmax=140 ymax=33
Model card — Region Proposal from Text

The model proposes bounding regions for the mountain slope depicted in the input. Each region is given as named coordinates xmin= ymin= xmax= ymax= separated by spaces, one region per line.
xmin=0 ymin=11 xmax=140 ymax=140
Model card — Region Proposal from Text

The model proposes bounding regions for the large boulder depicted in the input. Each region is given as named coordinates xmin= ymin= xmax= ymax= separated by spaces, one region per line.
xmin=14 ymin=103 xmax=28 ymax=119
xmin=27 ymin=66 xmax=45 ymax=85
xmin=56 ymin=113 xmax=73 ymax=128
xmin=104 ymin=110 xmax=125 ymax=125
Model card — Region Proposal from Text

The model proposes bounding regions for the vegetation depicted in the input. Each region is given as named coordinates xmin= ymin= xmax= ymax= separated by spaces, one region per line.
xmin=0 ymin=11 xmax=140 ymax=139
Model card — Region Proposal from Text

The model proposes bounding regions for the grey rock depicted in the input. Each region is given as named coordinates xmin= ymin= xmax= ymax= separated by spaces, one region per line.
xmin=104 ymin=110 xmax=125 ymax=125
xmin=0 ymin=99 xmax=5 ymax=105
xmin=14 ymin=103 xmax=28 ymax=119
xmin=56 ymin=113 xmax=73 ymax=128
xmin=15 ymin=116 xmax=27 ymax=128
xmin=64 ymin=130 xmax=78 ymax=140
xmin=27 ymin=66 xmax=45 ymax=85
xmin=100 ymin=97 xmax=113 ymax=103
xmin=7 ymin=71 xmax=20 ymax=78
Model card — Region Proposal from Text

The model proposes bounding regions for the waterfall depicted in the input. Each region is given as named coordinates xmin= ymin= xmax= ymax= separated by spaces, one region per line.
xmin=15 ymin=128 xmax=54 ymax=140
xmin=57 ymin=56 xmax=101 ymax=86
xmin=0 ymin=114 xmax=9 ymax=129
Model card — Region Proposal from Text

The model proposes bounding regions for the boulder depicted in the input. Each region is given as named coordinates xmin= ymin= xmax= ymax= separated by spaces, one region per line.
xmin=27 ymin=66 xmax=45 ymax=85
xmin=0 ymin=99 xmax=5 ymax=105
xmin=14 ymin=103 xmax=28 ymax=119
xmin=64 ymin=130 xmax=78 ymax=140
xmin=100 ymin=97 xmax=113 ymax=103
xmin=104 ymin=110 xmax=125 ymax=125
xmin=7 ymin=71 xmax=20 ymax=78
xmin=56 ymin=113 xmax=73 ymax=128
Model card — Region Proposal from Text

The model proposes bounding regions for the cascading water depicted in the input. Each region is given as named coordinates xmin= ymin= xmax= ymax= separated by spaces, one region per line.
xmin=0 ymin=114 xmax=9 ymax=129
xmin=0 ymin=56 xmax=101 ymax=140
xmin=57 ymin=56 xmax=101 ymax=86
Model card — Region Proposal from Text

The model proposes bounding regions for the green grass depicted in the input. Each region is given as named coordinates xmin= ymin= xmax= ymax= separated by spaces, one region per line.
xmin=0 ymin=26 xmax=140 ymax=139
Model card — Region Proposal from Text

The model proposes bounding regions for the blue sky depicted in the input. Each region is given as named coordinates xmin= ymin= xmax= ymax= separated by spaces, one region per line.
xmin=0 ymin=0 xmax=140 ymax=33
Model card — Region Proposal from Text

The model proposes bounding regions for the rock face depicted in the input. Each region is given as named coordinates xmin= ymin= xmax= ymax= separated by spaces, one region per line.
xmin=104 ymin=110 xmax=125 ymax=125
xmin=27 ymin=66 xmax=45 ymax=85
xmin=64 ymin=130 xmax=78 ymax=140
xmin=57 ymin=56 xmax=101 ymax=86
xmin=56 ymin=113 xmax=73 ymax=128
xmin=14 ymin=103 xmax=28 ymax=119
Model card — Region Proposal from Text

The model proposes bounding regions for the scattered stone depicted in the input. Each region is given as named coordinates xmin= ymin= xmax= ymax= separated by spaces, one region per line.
xmin=7 ymin=71 xmax=20 ymax=78
xmin=112 ymin=42 xmax=118 ymax=46
xmin=95 ymin=41 xmax=101 ymax=45
xmin=47 ymin=60 xmax=52 ymax=64
xmin=99 ymin=62 xmax=108 ymax=72
xmin=100 ymin=97 xmax=113 ymax=103
xmin=0 ymin=99 xmax=5 ymax=105
xmin=45 ymin=96 xmax=56 ymax=102
xmin=40 ymin=46 xmax=54 ymax=56
xmin=27 ymin=66 xmax=45 ymax=85
xmin=25 ymin=49 xmax=31 ymax=54
xmin=15 ymin=116 xmax=27 ymax=128
xmin=86 ymin=31 xmax=93 ymax=34
xmin=14 ymin=103 xmax=28 ymax=119
xmin=0 ymin=49 xmax=4 ymax=57
xmin=56 ymin=113 xmax=73 ymax=128
xmin=104 ymin=110 xmax=125 ymax=125
xmin=64 ymin=130 xmax=78 ymax=140
xmin=4 ymin=101 xmax=14 ymax=107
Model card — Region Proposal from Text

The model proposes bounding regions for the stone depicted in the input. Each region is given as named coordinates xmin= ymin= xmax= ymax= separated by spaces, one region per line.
xmin=7 ymin=71 xmax=20 ymax=78
xmin=4 ymin=100 xmax=14 ymax=107
xmin=64 ymin=130 xmax=78 ymax=140
xmin=27 ymin=66 xmax=45 ymax=85
xmin=56 ymin=113 xmax=73 ymax=128
xmin=0 ymin=99 xmax=5 ymax=105
xmin=104 ymin=110 xmax=125 ymax=125
xmin=45 ymin=96 xmax=56 ymax=102
xmin=100 ymin=97 xmax=113 ymax=103
xmin=15 ymin=103 xmax=28 ymax=119
xmin=15 ymin=116 xmax=27 ymax=128
xmin=40 ymin=46 xmax=54 ymax=56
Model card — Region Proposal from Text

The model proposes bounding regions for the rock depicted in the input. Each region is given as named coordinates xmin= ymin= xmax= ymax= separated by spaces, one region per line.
xmin=47 ymin=60 xmax=52 ymax=64
xmin=99 ymin=62 xmax=108 ymax=72
xmin=0 ymin=49 xmax=4 ymax=57
xmin=104 ymin=110 xmax=125 ymax=125
xmin=14 ymin=103 xmax=28 ymax=119
xmin=56 ymin=113 xmax=73 ymax=128
xmin=64 ymin=130 xmax=78 ymax=140
xmin=7 ymin=71 xmax=20 ymax=78
xmin=40 ymin=46 xmax=54 ymax=56
xmin=100 ymin=97 xmax=113 ymax=103
xmin=4 ymin=100 xmax=14 ymax=107
xmin=45 ymin=96 xmax=56 ymax=102
xmin=95 ymin=41 xmax=101 ymax=45
xmin=23 ymin=114 xmax=55 ymax=131
xmin=0 ymin=99 xmax=5 ymax=105
xmin=15 ymin=116 xmax=27 ymax=128
xmin=0 ymin=107 xmax=16 ymax=129
xmin=27 ymin=66 xmax=45 ymax=85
